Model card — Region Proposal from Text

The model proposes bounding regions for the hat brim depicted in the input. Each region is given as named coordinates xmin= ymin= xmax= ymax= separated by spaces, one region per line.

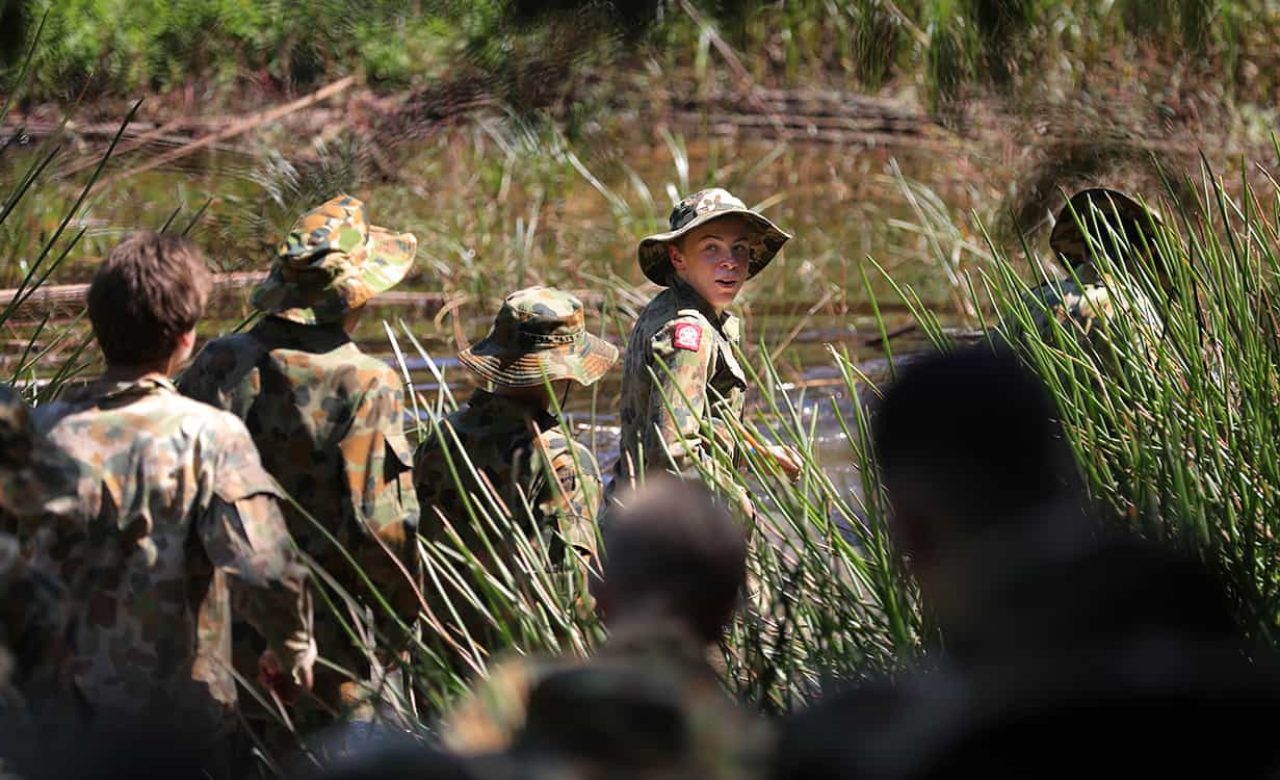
xmin=638 ymin=209 xmax=791 ymax=287
xmin=458 ymin=333 xmax=619 ymax=389
xmin=1050 ymin=190 xmax=1163 ymax=268
xmin=251 ymin=224 xmax=417 ymax=324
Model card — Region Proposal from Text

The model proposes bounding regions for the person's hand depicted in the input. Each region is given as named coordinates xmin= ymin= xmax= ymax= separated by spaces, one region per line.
xmin=766 ymin=444 xmax=804 ymax=481
xmin=258 ymin=649 xmax=313 ymax=705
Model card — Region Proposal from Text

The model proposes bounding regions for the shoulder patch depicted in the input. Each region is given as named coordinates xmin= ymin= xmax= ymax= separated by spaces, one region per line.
xmin=672 ymin=323 xmax=703 ymax=352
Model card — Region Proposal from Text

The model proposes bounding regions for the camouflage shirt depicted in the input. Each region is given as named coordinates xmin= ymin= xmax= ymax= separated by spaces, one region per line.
xmin=178 ymin=316 xmax=421 ymax=679
xmin=0 ymin=532 xmax=73 ymax=710
xmin=1008 ymin=262 xmax=1172 ymax=379
xmin=616 ymin=280 xmax=747 ymax=487
xmin=415 ymin=389 xmax=602 ymax=565
xmin=27 ymin=374 xmax=313 ymax=734
xmin=1018 ymin=263 xmax=1165 ymax=346
xmin=443 ymin=619 xmax=772 ymax=779
xmin=0 ymin=384 xmax=80 ymax=532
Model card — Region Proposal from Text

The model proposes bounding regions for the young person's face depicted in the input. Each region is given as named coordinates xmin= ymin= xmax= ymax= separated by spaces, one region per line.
xmin=668 ymin=216 xmax=752 ymax=313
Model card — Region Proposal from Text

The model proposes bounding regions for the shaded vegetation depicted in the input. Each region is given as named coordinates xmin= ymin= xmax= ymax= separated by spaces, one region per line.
xmin=6 ymin=0 xmax=1280 ymax=127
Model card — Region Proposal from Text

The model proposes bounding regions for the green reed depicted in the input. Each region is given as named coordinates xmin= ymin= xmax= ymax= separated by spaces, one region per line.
xmin=887 ymin=155 xmax=1280 ymax=648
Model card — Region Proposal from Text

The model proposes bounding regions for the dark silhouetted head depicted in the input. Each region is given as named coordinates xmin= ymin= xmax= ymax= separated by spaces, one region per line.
xmin=597 ymin=476 xmax=747 ymax=644
xmin=872 ymin=346 xmax=1086 ymax=591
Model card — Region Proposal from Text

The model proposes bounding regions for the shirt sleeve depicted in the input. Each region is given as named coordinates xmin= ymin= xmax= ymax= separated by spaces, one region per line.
xmin=441 ymin=657 xmax=545 ymax=755
xmin=201 ymin=426 xmax=315 ymax=684
xmin=530 ymin=432 xmax=603 ymax=564
xmin=642 ymin=315 xmax=716 ymax=478
xmin=337 ymin=370 xmax=423 ymax=650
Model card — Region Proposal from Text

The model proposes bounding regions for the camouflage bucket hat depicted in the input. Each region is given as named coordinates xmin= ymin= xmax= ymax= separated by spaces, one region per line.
xmin=0 ymin=385 xmax=78 ymax=519
xmin=1050 ymin=188 xmax=1164 ymax=269
xmin=638 ymin=188 xmax=791 ymax=286
xmin=459 ymin=287 xmax=620 ymax=388
xmin=251 ymin=194 xmax=417 ymax=325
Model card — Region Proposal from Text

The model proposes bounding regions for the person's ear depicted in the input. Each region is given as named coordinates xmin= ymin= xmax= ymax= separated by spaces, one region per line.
xmin=667 ymin=242 xmax=687 ymax=271
xmin=176 ymin=329 xmax=197 ymax=353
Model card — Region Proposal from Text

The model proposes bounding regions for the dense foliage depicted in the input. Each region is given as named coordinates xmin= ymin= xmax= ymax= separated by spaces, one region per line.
xmin=7 ymin=0 xmax=1280 ymax=120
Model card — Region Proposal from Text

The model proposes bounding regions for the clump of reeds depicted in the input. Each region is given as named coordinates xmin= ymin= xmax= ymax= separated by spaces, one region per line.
xmin=889 ymin=158 xmax=1280 ymax=647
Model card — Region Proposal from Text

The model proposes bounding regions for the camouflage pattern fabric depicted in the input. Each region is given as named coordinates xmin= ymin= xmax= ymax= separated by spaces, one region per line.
xmin=26 ymin=374 xmax=313 ymax=736
xmin=0 ymin=384 xmax=80 ymax=530
xmin=615 ymin=279 xmax=747 ymax=497
xmin=250 ymin=194 xmax=417 ymax=325
xmin=459 ymin=286 xmax=618 ymax=389
xmin=178 ymin=316 xmax=421 ymax=708
xmin=443 ymin=620 xmax=772 ymax=780
xmin=0 ymin=388 xmax=78 ymax=711
xmin=0 ymin=532 xmax=73 ymax=710
xmin=1018 ymin=263 xmax=1165 ymax=352
xmin=638 ymin=188 xmax=791 ymax=286
xmin=415 ymin=389 xmax=602 ymax=564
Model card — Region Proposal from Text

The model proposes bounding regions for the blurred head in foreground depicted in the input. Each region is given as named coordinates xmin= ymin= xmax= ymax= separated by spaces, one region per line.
xmin=596 ymin=475 xmax=747 ymax=644
xmin=872 ymin=346 xmax=1087 ymax=600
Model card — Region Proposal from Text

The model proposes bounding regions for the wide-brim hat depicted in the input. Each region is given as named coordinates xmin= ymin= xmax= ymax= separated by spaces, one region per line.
xmin=1050 ymin=188 xmax=1164 ymax=269
xmin=251 ymin=194 xmax=417 ymax=325
xmin=638 ymin=188 xmax=791 ymax=287
xmin=459 ymin=286 xmax=620 ymax=389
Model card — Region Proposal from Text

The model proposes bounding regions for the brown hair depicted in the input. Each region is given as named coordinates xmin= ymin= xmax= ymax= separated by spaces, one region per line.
xmin=599 ymin=475 xmax=747 ymax=643
xmin=88 ymin=232 xmax=212 ymax=366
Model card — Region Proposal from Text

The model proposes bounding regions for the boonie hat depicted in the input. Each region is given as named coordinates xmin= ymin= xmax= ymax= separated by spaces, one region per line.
xmin=1050 ymin=188 xmax=1164 ymax=269
xmin=251 ymin=194 xmax=417 ymax=325
xmin=638 ymin=188 xmax=791 ymax=287
xmin=460 ymin=287 xmax=619 ymax=389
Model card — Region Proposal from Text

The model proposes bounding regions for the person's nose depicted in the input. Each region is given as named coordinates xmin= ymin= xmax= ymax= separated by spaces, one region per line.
xmin=719 ymin=251 xmax=745 ymax=271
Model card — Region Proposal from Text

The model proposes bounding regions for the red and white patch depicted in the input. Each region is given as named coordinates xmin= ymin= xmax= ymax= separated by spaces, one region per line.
xmin=673 ymin=323 xmax=703 ymax=352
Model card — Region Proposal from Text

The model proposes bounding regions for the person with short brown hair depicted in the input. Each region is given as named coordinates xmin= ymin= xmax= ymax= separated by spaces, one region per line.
xmin=86 ymin=231 xmax=213 ymax=368
xmin=26 ymin=232 xmax=314 ymax=772
xmin=444 ymin=476 xmax=770 ymax=779
xmin=613 ymin=188 xmax=799 ymax=517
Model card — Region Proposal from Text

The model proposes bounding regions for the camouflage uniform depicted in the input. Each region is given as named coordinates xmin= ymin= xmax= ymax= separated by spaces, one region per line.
xmin=443 ymin=620 xmax=772 ymax=779
xmin=414 ymin=389 xmax=602 ymax=565
xmin=178 ymin=195 xmax=420 ymax=713
xmin=26 ymin=374 xmax=314 ymax=736
xmin=1015 ymin=188 xmax=1166 ymax=347
xmin=617 ymin=278 xmax=748 ymax=485
xmin=414 ymin=287 xmax=617 ymax=655
xmin=616 ymin=189 xmax=790 ymax=496
xmin=417 ymin=287 xmax=616 ymax=556
xmin=0 ymin=384 xmax=79 ymax=532
xmin=1022 ymin=264 xmax=1164 ymax=344
xmin=0 ymin=386 xmax=79 ymax=708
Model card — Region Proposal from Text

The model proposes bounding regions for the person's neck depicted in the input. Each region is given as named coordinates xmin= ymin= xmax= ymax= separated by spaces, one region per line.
xmin=102 ymin=359 xmax=173 ymax=384
xmin=671 ymin=276 xmax=726 ymax=318
xmin=488 ymin=385 xmax=551 ymax=414
xmin=606 ymin=602 xmax=715 ymax=647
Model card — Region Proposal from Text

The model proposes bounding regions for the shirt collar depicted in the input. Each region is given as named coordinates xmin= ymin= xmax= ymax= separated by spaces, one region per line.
xmin=670 ymin=277 xmax=732 ymax=330
xmin=87 ymin=372 xmax=178 ymax=403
